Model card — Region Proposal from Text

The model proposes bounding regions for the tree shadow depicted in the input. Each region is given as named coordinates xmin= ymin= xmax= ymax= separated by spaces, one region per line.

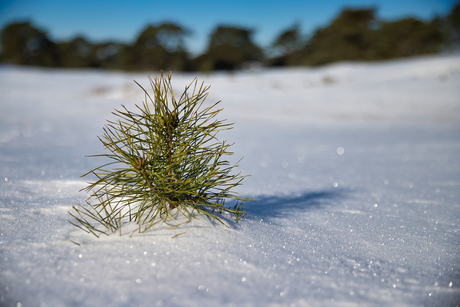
xmin=136 ymin=189 xmax=350 ymax=235
xmin=244 ymin=189 xmax=349 ymax=219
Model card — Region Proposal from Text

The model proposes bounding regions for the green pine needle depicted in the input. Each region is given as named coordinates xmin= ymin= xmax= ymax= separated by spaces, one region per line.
xmin=69 ymin=72 xmax=252 ymax=237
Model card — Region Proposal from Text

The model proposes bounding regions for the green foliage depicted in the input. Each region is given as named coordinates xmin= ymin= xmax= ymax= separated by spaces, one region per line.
xmin=271 ymin=24 xmax=303 ymax=55
xmin=121 ymin=23 xmax=191 ymax=71
xmin=449 ymin=2 xmax=460 ymax=34
xmin=58 ymin=37 xmax=124 ymax=69
xmin=0 ymin=21 xmax=60 ymax=66
xmin=69 ymin=73 xmax=251 ymax=237
xmin=1 ymin=4 xmax=457 ymax=70
xmin=92 ymin=42 xmax=124 ymax=69
xmin=58 ymin=36 xmax=94 ymax=68
xmin=443 ymin=2 xmax=460 ymax=48
xmin=195 ymin=25 xmax=264 ymax=71
xmin=370 ymin=18 xmax=443 ymax=60
xmin=300 ymin=9 xmax=377 ymax=66
xmin=274 ymin=8 xmax=446 ymax=67
xmin=268 ymin=24 xmax=304 ymax=66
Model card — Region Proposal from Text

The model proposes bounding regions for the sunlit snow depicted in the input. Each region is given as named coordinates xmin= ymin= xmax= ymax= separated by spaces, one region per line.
xmin=1 ymin=55 xmax=459 ymax=306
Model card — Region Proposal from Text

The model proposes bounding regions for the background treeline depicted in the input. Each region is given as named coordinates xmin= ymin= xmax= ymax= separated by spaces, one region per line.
xmin=0 ymin=4 xmax=459 ymax=71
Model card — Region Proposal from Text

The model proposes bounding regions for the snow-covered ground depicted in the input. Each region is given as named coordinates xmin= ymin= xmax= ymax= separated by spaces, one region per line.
xmin=0 ymin=55 xmax=459 ymax=307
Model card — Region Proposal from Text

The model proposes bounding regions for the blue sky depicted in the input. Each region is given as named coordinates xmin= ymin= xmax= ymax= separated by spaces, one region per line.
xmin=0 ymin=0 xmax=457 ymax=55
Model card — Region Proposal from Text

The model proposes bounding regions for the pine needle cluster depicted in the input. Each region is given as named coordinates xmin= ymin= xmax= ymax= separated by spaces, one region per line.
xmin=69 ymin=72 xmax=251 ymax=237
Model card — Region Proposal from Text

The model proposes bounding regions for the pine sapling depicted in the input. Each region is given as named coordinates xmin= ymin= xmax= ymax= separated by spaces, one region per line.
xmin=69 ymin=72 xmax=252 ymax=237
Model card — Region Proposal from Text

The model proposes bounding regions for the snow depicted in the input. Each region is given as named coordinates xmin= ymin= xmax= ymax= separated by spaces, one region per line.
xmin=1 ymin=55 xmax=460 ymax=307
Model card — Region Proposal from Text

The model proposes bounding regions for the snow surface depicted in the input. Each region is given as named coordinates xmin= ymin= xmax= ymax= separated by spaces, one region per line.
xmin=1 ymin=55 xmax=460 ymax=307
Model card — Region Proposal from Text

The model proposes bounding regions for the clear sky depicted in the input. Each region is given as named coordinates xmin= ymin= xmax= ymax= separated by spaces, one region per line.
xmin=0 ymin=0 xmax=457 ymax=55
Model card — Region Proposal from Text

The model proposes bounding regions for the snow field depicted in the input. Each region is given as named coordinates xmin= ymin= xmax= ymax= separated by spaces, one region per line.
xmin=0 ymin=55 xmax=460 ymax=306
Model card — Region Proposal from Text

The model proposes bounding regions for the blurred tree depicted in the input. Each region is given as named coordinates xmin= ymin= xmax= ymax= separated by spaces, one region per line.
xmin=271 ymin=24 xmax=303 ymax=55
xmin=445 ymin=2 xmax=460 ymax=48
xmin=121 ymin=22 xmax=190 ymax=71
xmin=371 ymin=18 xmax=443 ymax=59
xmin=0 ymin=21 xmax=60 ymax=66
xmin=450 ymin=2 xmax=460 ymax=29
xmin=58 ymin=36 xmax=94 ymax=68
xmin=300 ymin=8 xmax=376 ymax=66
xmin=195 ymin=25 xmax=264 ymax=71
xmin=268 ymin=24 xmax=304 ymax=66
xmin=91 ymin=41 xmax=124 ymax=69
xmin=286 ymin=7 xmax=446 ymax=67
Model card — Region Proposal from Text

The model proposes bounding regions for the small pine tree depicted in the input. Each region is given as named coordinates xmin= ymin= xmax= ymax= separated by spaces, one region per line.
xmin=69 ymin=72 xmax=251 ymax=237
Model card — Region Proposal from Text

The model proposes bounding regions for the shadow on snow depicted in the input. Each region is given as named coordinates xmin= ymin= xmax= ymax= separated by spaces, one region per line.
xmin=243 ymin=189 xmax=349 ymax=219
